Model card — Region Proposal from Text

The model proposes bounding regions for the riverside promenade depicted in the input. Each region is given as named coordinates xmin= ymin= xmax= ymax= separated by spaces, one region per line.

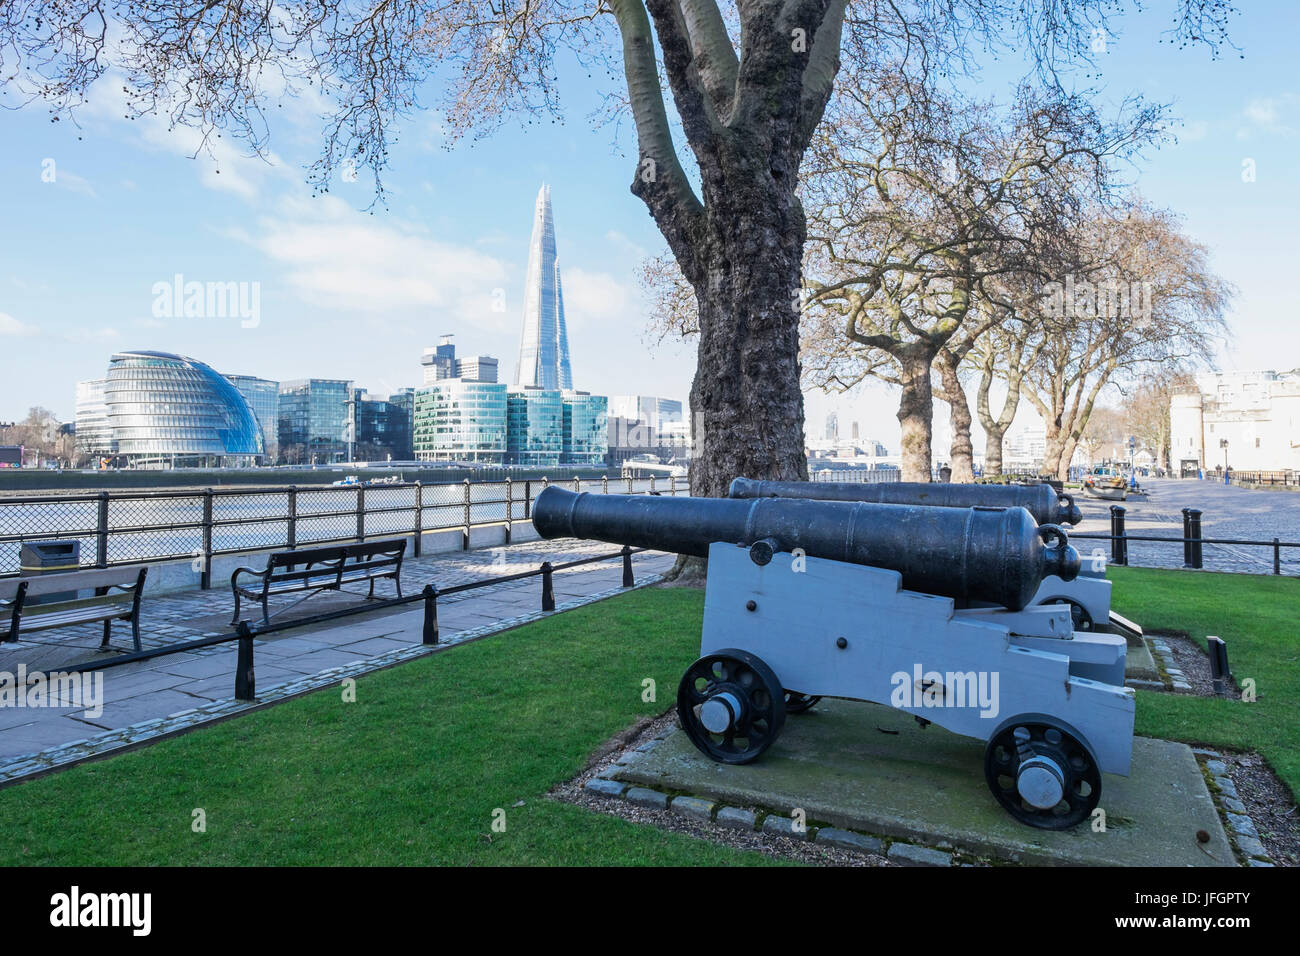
xmin=0 ymin=539 xmax=674 ymax=777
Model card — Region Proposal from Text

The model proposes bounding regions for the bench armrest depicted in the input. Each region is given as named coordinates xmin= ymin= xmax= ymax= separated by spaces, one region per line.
xmin=230 ymin=565 xmax=270 ymax=588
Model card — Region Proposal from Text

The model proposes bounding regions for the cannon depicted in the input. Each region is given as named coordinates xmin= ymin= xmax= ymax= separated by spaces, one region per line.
xmin=533 ymin=486 xmax=1135 ymax=830
xmin=728 ymin=476 xmax=1083 ymax=527
xmin=728 ymin=476 xmax=1136 ymax=640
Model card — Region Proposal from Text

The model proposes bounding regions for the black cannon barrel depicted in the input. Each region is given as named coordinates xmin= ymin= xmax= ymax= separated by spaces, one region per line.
xmin=728 ymin=477 xmax=1083 ymax=527
xmin=532 ymin=486 xmax=1080 ymax=611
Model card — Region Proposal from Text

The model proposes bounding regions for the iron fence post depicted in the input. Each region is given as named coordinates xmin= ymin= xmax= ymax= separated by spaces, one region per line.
xmin=96 ymin=491 xmax=110 ymax=568
xmin=462 ymin=478 xmax=471 ymax=550
xmin=235 ymin=621 xmax=256 ymax=701
xmin=1181 ymin=508 xmax=1194 ymax=568
xmin=541 ymin=561 xmax=555 ymax=611
xmin=422 ymin=584 xmax=440 ymax=645
xmin=413 ymin=481 xmax=423 ymax=557
xmin=504 ymin=478 xmax=513 ymax=545
xmin=1109 ymin=505 xmax=1128 ymax=567
xmin=1187 ymin=508 xmax=1203 ymax=569
xmin=524 ymin=480 xmax=532 ymax=520
xmin=287 ymin=486 xmax=297 ymax=550
xmin=1274 ymin=538 xmax=1281 ymax=576
xmin=356 ymin=485 xmax=366 ymax=542
xmin=200 ymin=489 xmax=214 ymax=590
xmin=621 ymin=545 xmax=634 ymax=587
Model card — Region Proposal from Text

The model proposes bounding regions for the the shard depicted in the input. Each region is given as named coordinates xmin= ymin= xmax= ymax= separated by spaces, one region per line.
xmin=514 ymin=184 xmax=574 ymax=390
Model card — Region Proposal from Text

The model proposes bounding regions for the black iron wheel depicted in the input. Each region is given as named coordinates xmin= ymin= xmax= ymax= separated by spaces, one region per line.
xmin=677 ymin=649 xmax=786 ymax=764
xmin=784 ymin=691 xmax=823 ymax=714
xmin=984 ymin=716 xmax=1102 ymax=830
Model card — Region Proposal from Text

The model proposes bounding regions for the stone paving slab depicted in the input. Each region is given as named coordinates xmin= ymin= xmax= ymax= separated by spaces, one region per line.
xmin=615 ymin=698 xmax=1234 ymax=867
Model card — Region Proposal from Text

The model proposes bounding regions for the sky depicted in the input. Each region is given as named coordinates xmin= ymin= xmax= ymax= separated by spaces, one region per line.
xmin=1 ymin=3 xmax=1298 ymax=456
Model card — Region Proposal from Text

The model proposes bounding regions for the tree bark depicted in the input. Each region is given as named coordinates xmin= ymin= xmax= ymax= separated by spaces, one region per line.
xmin=897 ymin=350 xmax=937 ymax=482
xmin=688 ymin=208 xmax=810 ymax=497
xmin=935 ymin=349 xmax=975 ymax=482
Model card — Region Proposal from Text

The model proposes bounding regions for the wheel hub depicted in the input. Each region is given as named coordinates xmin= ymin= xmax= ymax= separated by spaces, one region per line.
xmin=1016 ymin=755 xmax=1066 ymax=809
xmin=700 ymin=691 xmax=744 ymax=733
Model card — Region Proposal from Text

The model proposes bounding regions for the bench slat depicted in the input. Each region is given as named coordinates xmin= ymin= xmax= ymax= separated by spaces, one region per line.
xmin=0 ymin=565 xmax=146 ymax=600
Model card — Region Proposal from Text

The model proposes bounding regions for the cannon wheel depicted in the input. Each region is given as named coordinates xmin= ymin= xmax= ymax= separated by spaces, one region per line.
xmin=784 ymin=691 xmax=822 ymax=714
xmin=983 ymin=715 xmax=1102 ymax=830
xmin=677 ymin=649 xmax=786 ymax=765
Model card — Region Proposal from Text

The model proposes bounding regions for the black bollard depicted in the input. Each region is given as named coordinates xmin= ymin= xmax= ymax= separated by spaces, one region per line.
xmin=1110 ymin=505 xmax=1128 ymax=567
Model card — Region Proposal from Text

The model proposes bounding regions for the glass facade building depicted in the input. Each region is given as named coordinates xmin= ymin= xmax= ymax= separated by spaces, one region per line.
xmin=74 ymin=379 xmax=116 ymax=457
xmin=413 ymin=380 xmax=508 ymax=462
xmin=278 ymin=378 xmax=352 ymax=464
xmin=561 ymin=391 xmax=608 ymax=465
xmin=506 ymin=387 xmax=564 ymax=466
xmin=514 ymin=185 xmax=574 ymax=390
xmin=225 ymin=374 xmax=279 ymax=463
xmin=102 ymin=351 xmax=263 ymax=467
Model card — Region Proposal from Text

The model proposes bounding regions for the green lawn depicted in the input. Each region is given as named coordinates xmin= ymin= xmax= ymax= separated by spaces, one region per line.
xmin=1 ymin=567 xmax=1292 ymax=865
xmin=0 ymin=587 xmax=781 ymax=866
xmin=1113 ymin=566 xmax=1300 ymax=797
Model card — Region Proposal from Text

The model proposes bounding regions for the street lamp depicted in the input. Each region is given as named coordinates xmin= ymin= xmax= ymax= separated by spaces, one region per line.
xmin=1219 ymin=438 xmax=1229 ymax=484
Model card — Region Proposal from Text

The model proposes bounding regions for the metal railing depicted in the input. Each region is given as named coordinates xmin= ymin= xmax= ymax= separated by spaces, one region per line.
xmin=1071 ymin=504 xmax=1299 ymax=575
xmin=810 ymin=469 xmax=902 ymax=483
xmin=59 ymin=545 xmax=649 ymax=704
xmin=1229 ymin=470 xmax=1300 ymax=488
xmin=0 ymin=475 xmax=688 ymax=583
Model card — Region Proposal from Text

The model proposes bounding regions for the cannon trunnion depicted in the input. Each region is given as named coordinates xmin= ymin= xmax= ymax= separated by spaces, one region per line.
xmin=531 ymin=484 xmax=1134 ymax=830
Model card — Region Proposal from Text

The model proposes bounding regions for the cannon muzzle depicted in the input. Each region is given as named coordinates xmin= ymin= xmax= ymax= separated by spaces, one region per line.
xmin=728 ymin=477 xmax=1083 ymax=527
xmin=532 ymin=486 xmax=1079 ymax=611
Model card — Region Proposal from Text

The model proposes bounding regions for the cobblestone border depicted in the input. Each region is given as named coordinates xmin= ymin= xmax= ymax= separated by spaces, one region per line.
xmin=1191 ymin=748 xmax=1276 ymax=867
xmin=1148 ymin=636 xmax=1193 ymax=693
xmin=0 ymin=574 xmax=664 ymax=787
xmin=580 ymin=734 xmax=970 ymax=867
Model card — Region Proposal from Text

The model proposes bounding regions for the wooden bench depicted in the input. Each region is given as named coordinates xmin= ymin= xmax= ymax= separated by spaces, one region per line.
xmin=230 ymin=539 xmax=407 ymax=626
xmin=1 ymin=566 xmax=148 ymax=650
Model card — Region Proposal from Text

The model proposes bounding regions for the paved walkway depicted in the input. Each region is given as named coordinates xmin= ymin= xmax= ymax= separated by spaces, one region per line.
xmin=0 ymin=538 xmax=674 ymax=775
xmin=1071 ymin=477 xmax=1300 ymax=575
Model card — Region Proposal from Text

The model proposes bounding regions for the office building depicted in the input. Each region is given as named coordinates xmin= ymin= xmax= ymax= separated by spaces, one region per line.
xmin=278 ymin=378 xmax=352 ymax=464
xmin=74 ymin=378 xmax=116 ymax=457
xmin=421 ymin=335 xmax=499 ymax=385
xmin=413 ymin=379 xmax=508 ymax=463
xmin=562 ymin=391 xmax=608 ymax=465
xmin=514 ymin=184 xmax=574 ymax=390
xmin=506 ymin=386 xmax=564 ymax=466
xmin=225 ymin=373 xmax=279 ymax=463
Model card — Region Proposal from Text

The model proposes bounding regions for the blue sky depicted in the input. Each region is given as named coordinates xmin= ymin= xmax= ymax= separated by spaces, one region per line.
xmin=1 ymin=3 xmax=1297 ymax=453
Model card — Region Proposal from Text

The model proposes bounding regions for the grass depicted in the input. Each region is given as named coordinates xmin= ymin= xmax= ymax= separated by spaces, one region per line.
xmin=1112 ymin=566 xmax=1300 ymax=797
xmin=0 ymin=587 xmax=783 ymax=866
xmin=1 ymin=566 xmax=1293 ymax=865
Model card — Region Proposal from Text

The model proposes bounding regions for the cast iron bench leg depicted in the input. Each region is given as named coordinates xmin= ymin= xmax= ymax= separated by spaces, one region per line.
xmin=100 ymin=619 xmax=112 ymax=649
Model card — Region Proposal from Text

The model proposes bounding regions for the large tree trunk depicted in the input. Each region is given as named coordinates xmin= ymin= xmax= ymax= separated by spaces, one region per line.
xmin=935 ymin=351 xmax=975 ymax=482
xmin=897 ymin=351 xmax=936 ymax=482
xmin=686 ymin=184 xmax=809 ymax=499
xmin=983 ymin=426 xmax=1006 ymax=476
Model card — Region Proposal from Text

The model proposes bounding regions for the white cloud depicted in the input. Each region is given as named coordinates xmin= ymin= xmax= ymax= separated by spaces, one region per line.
xmin=246 ymin=196 xmax=512 ymax=326
xmin=53 ymin=169 xmax=97 ymax=199
xmin=0 ymin=312 xmax=39 ymax=336
xmin=561 ymin=267 xmax=632 ymax=330
xmin=61 ymin=327 xmax=119 ymax=344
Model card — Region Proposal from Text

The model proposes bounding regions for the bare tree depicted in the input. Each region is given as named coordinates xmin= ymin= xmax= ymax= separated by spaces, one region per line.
xmin=0 ymin=1 xmax=1237 ymax=497
xmin=1077 ymin=404 xmax=1126 ymax=465
xmin=799 ymin=61 xmax=1159 ymax=480
xmin=1121 ymin=371 xmax=1193 ymax=472
xmin=972 ymin=312 xmax=1047 ymax=476
xmin=1021 ymin=202 xmax=1232 ymax=480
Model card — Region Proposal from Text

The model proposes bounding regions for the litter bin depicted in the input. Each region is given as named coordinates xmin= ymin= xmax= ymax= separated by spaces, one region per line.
xmin=19 ymin=540 xmax=81 ymax=604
